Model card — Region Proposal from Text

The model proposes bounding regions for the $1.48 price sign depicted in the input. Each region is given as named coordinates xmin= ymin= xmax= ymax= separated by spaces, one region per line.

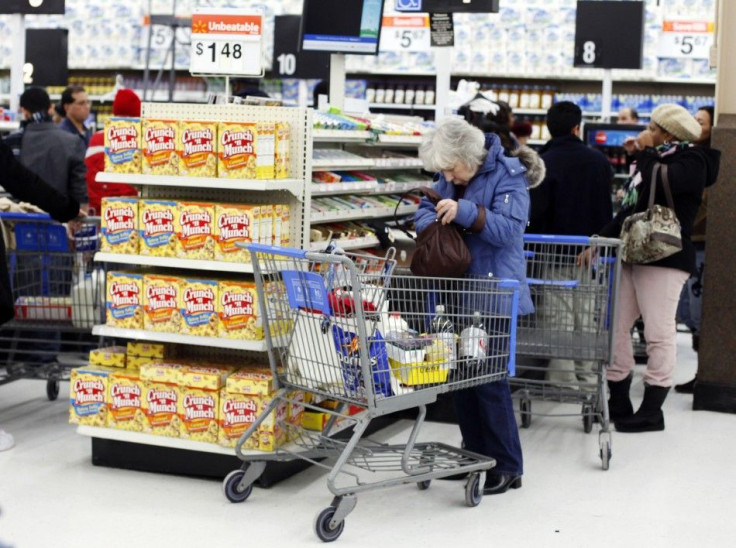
xmin=190 ymin=9 xmax=263 ymax=76
xmin=379 ymin=15 xmax=430 ymax=53
xmin=657 ymin=20 xmax=714 ymax=59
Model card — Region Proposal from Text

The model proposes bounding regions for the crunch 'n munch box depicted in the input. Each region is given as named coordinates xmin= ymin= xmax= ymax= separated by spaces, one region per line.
xmin=69 ymin=366 xmax=112 ymax=426
xmin=142 ymin=119 xmax=179 ymax=175
xmin=127 ymin=342 xmax=166 ymax=359
xmin=225 ymin=367 xmax=274 ymax=397
xmin=140 ymin=362 xmax=184 ymax=437
xmin=89 ymin=346 xmax=127 ymax=368
xmin=217 ymin=122 xmax=258 ymax=179
xmin=101 ymin=197 xmax=138 ymax=254
xmin=280 ymin=205 xmax=291 ymax=247
xmin=179 ymin=278 xmax=218 ymax=337
xmin=274 ymin=122 xmax=291 ymax=179
xmin=256 ymin=121 xmax=275 ymax=180
xmin=253 ymin=393 xmax=288 ymax=451
xmin=177 ymin=121 xmax=217 ymax=177
xmin=217 ymin=281 xmax=262 ymax=340
xmin=139 ymin=199 xmax=177 ymax=257
xmin=259 ymin=204 xmax=273 ymax=246
xmin=143 ymin=275 xmax=181 ymax=333
xmin=107 ymin=369 xmax=144 ymax=431
xmin=105 ymin=272 xmax=143 ymax=329
xmin=177 ymin=365 xmax=231 ymax=442
xmin=218 ymin=390 xmax=259 ymax=448
xmin=286 ymin=390 xmax=306 ymax=441
xmin=175 ymin=201 xmax=214 ymax=260
xmin=214 ymin=204 xmax=260 ymax=263
xmin=104 ymin=117 xmax=141 ymax=173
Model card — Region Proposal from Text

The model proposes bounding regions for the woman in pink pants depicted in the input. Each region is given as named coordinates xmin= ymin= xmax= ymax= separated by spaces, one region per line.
xmin=595 ymin=104 xmax=720 ymax=433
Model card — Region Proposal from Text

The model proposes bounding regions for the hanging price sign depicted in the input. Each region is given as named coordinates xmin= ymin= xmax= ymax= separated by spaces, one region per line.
xmin=379 ymin=15 xmax=431 ymax=52
xmin=657 ymin=20 xmax=714 ymax=59
xmin=190 ymin=8 xmax=263 ymax=76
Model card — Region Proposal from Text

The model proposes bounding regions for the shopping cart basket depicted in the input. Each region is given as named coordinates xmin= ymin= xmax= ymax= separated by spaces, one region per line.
xmin=222 ymin=244 xmax=521 ymax=542
xmin=0 ymin=213 xmax=103 ymax=400
xmin=511 ymin=234 xmax=621 ymax=470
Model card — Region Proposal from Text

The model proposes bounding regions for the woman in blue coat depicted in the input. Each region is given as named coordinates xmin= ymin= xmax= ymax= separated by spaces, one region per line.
xmin=415 ymin=118 xmax=544 ymax=494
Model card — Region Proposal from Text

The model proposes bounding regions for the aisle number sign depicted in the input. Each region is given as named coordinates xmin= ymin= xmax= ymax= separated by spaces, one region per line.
xmin=380 ymin=15 xmax=431 ymax=53
xmin=189 ymin=9 xmax=263 ymax=76
xmin=657 ymin=20 xmax=714 ymax=59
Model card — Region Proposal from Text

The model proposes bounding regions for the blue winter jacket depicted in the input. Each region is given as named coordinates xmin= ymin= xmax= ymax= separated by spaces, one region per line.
xmin=415 ymin=133 xmax=534 ymax=315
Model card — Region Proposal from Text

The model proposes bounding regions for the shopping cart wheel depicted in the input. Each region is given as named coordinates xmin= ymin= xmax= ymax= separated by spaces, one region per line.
xmin=464 ymin=474 xmax=483 ymax=507
xmin=222 ymin=469 xmax=253 ymax=503
xmin=46 ymin=380 xmax=60 ymax=401
xmin=600 ymin=440 xmax=612 ymax=471
xmin=417 ymin=479 xmax=431 ymax=490
xmin=519 ymin=399 xmax=532 ymax=429
xmin=582 ymin=404 xmax=594 ymax=434
xmin=314 ymin=507 xmax=345 ymax=542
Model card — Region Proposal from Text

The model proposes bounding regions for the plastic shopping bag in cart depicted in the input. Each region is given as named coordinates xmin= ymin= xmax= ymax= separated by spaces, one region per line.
xmin=332 ymin=325 xmax=393 ymax=399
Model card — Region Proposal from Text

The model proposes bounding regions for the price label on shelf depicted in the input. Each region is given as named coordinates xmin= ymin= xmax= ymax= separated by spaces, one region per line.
xmin=657 ymin=20 xmax=714 ymax=59
xmin=379 ymin=15 xmax=431 ymax=52
xmin=189 ymin=8 xmax=263 ymax=76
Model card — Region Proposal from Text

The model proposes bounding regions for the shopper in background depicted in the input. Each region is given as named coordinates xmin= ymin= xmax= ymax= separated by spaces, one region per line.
xmin=511 ymin=121 xmax=533 ymax=146
xmin=416 ymin=118 xmax=545 ymax=495
xmin=458 ymin=96 xmax=518 ymax=153
xmin=590 ymin=104 xmax=720 ymax=433
xmin=527 ymin=101 xmax=613 ymax=386
xmin=58 ymin=85 xmax=93 ymax=146
xmin=0 ymin=139 xmax=83 ymax=451
xmin=675 ymin=105 xmax=716 ymax=394
xmin=85 ymin=89 xmax=140 ymax=214
xmin=617 ymin=107 xmax=640 ymax=124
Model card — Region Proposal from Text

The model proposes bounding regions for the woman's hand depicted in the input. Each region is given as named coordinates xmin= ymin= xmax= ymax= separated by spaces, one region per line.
xmin=576 ymin=247 xmax=594 ymax=268
xmin=436 ymin=199 xmax=459 ymax=225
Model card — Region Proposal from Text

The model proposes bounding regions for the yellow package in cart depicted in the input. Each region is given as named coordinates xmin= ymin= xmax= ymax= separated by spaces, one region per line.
xmin=217 ymin=122 xmax=258 ymax=179
xmin=218 ymin=390 xmax=259 ymax=448
xmin=274 ymin=122 xmax=291 ymax=179
xmin=217 ymin=281 xmax=262 ymax=340
xmin=139 ymin=199 xmax=177 ymax=257
xmin=89 ymin=346 xmax=127 ymax=368
xmin=105 ymin=272 xmax=143 ymax=330
xmin=142 ymin=119 xmax=178 ymax=175
xmin=214 ymin=204 xmax=259 ymax=262
xmin=257 ymin=121 xmax=275 ymax=180
xmin=143 ymin=274 xmax=181 ymax=333
xmin=179 ymin=278 xmax=218 ymax=337
xmin=177 ymin=121 xmax=217 ymax=177
xmin=104 ymin=117 xmax=141 ymax=174
xmin=142 ymin=380 xmax=180 ymax=437
xmin=69 ymin=366 xmax=112 ymax=426
xmin=101 ymin=198 xmax=138 ymax=254
xmin=107 ymin=369 xmax=144 ymax=431
xmin=175 ymin=201 xmax=214 ymax=260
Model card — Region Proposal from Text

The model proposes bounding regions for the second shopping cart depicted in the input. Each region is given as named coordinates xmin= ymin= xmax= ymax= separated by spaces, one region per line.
xmin=222 ymin=244 xmax=521 ymax=542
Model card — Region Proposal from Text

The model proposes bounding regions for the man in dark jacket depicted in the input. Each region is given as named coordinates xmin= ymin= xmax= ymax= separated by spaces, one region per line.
xmin=0 ymin=139 xmax=82 ymax=451
xmin=528 ymin=102 xmax=614 ymax=386
xmin=5 ymin=87 xmax=88 ymax=212
xmin=529 ymin=101 xmax=613 ymax=235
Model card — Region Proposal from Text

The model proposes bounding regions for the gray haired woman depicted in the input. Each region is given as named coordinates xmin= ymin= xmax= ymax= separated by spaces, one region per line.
xmin=415 ymin=118 xmax=544 ymax=494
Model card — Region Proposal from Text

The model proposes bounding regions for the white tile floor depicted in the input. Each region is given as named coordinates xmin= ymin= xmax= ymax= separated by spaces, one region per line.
xmin=1 ymin=332 xmax=735 ymax=548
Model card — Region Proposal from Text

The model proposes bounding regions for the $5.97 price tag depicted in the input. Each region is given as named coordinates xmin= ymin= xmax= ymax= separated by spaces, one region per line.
xmin=190 ymin=9 xmax=263 ymax=76
xmin=379 ymin=15 xmax=430 ymax=53
xmin=657 ymin=20 xmax=714 ymax=59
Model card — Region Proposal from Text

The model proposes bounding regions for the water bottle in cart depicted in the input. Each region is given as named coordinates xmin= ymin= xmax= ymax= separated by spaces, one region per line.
xmin=430 ymin=305 xmax=456 ymax=368
xmin=458 ymin=311 xmax=489 ymax=377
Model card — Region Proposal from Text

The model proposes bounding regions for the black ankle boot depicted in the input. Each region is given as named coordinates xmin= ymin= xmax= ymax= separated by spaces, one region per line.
xmin=674 ymin=376 xmax=696 ymax=394
xmin=607 ymin=374 xmax=634 ymax=421
xmin=615 ymin=385 xmax=670 ymax=433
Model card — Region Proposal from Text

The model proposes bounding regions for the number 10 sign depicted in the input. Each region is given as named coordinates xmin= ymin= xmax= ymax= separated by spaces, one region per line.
xmin=190 ymin=9 xmax=264 ymax=76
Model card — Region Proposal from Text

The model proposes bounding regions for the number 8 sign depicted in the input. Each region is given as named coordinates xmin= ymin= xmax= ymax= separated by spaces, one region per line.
xmin=189 ymin=8 xmax=264 ymax=76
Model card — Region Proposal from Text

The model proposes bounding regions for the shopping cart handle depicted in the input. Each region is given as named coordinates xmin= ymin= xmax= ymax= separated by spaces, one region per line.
xmin=524 ymin=234 xmax=592 ymax=245
xmin=498 ymin=279 xmax=520 ymax=290
xmin=0 ymin=212 xmax=53 ymax=222
xmin=243 ymin=242 xmax=309 ymax=259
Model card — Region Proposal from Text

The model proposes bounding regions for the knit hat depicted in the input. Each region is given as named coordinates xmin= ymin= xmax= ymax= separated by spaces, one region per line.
xmin=112 ymin=89 xmax=141 ymax=117
xmin=512 ymin=122 xmax=533 ymax=138
xmin=651 ymin=104 xmax=701 ymax=142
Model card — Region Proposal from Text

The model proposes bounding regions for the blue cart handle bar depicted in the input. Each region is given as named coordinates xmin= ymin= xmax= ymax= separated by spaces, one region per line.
xmin=0 ymin=212 xmax=53 ymax=222
xmin=523 ymin=233 xmax=621 ymax=246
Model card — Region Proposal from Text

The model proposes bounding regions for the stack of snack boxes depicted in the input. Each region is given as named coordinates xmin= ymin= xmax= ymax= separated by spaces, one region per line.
xmin=178 ymin=364 xmax=232 ymax=443
xmin=99 ymin=198 xmax=290 ymax=259
xmin=139 ymin=361 xmax=183 ymax=437
xmin=104 ymin=117 xmax=291 ymax=179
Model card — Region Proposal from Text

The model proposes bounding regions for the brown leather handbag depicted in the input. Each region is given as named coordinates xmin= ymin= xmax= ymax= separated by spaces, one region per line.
xmin=405 ymin=187 xmax=486 ymax=278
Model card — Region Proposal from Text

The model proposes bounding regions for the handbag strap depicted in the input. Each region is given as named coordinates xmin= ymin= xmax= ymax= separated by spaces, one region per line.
xmin=648 ymin=163 xmax=675 ymax=211
xmin=394 ymin=186 xmax=486 ymax=239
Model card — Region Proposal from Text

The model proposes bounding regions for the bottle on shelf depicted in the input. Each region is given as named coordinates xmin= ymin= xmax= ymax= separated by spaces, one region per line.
xmin=415 ymin=86 xmax=426 ymax=106
xmin=519 ymin=85 xmax=531 ymax=110
xmin=424 ymin=87 xmax=435 ymax=105
xmin=497 ymin=85 xmax=510 ymax=104
xmin=394 ymin=85 xmax=405 ymax=105
xmin=541 ymin=86 xmax=555 ymax=111
xmin=508 ymin=85 xmax=520 ymax=109
xmin=529 ymin=86 xmax=542 ymax=110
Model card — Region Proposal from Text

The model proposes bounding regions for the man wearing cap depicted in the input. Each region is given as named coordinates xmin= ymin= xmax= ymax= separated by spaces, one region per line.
xmin=85 ymin=89 xmax=140 ymax=214
xmin=592 ymin=103 xmax=721 ymax=434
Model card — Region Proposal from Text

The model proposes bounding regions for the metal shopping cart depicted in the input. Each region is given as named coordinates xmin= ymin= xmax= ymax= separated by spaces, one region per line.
xmin=0 ymin=213 xmax=103 ymax=400
xmin=511 ymin=234 xmax=621 ymax=470
xmin=222 ymin=244 xmax=521 ymax=542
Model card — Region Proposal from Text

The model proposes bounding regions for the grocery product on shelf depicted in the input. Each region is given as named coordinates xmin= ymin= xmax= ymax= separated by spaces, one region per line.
xmin=142 ymin=119 xmax=178 ymax=175
xmin=140 ymin=362 xmax=183 ymax=438
xmin=217 ymin=281 xmax=262 ymax=340
xmin=179 ymin=278 xmax=218 ymax=337
xmin=177 ymin=121 xmax=218 ymax=178
xmin=217 ymin=122 xmax=258 ymax=179
xmin=107 ymin=369 xmax=144 ymax=431
xmin=104 ymin=117 xmax=141 ymax=173
xmin=100 ymin=197 xmax=138 ymax=254
xmin=178 ymin=365 xmax=231 ymax=443
xmin=274 ymin=123 xmax=291 ymax=179
xmin=175 ymin=201 xmax=215 ymax=260
xmin=139 ymin=199 xmax=177 ymax=257
xmin=142 ymin=274 xmax=181 ymax=333
xmin=214 ymin=203 xmax=261 ymax=263
xmin=105 ymin=272 xmax=143 ymax=330
xmin=89 ymin=346 xmax=127 ymax=368
xmin=69 ymin=366 xmax=111 ymax=426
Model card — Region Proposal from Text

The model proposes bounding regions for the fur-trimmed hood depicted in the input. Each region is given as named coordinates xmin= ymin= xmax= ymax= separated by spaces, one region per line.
xmin=510 ymin=145 xmax=546 ymax=189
